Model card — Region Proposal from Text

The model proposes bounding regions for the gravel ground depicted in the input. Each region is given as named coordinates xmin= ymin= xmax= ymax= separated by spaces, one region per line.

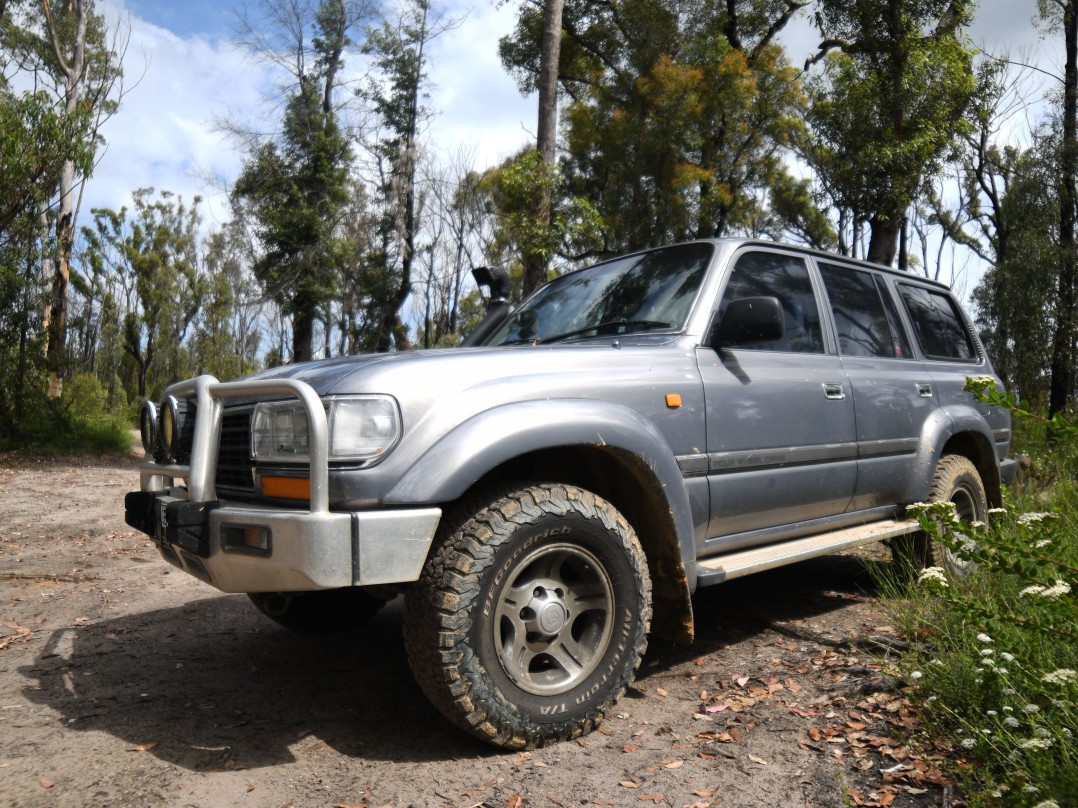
xmin=0 ymin=454 xmax=952 ymax=808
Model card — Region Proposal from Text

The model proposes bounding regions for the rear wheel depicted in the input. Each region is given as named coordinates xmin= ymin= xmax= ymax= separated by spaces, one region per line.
xmin=404 ymin=483 xmax=651 ymax=749
xmin=247 ymin=588 xmax=385 ymax=634
xmin=893 ymin=454 xmax=987 ymax=578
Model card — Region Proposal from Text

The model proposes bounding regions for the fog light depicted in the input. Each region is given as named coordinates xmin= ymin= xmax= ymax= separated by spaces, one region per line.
xmin=221 ymin=524 xmax=271 ymax=555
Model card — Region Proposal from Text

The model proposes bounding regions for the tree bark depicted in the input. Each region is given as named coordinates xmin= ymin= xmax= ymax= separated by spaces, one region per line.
xmin=43 ymin=0 xmax=90 ymax=399
xmin=1050 ymin=0 xmax=1078 ymax=418
xmin=521 ymin=0 xmax=564 ymax=297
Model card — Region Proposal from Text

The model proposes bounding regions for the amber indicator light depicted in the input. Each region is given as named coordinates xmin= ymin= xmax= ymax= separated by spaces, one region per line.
xmin=261 ymin=476 xmax=311 ymax=500
xmin=665 ymin=393 xmax=683 ymax=409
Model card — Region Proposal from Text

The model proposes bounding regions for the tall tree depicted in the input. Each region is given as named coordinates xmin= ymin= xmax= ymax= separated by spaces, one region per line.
xmin=500 ymin=0 xmax=814 ymax=256
xmin=1043 ymin=0 xmax=1078 ymax=417
xmin=82 ymin=190 xmax=207 ymax=400
xmin=1 ymin=0 xmax=124 ymax=397
xmin=519 ymin=0 xmax=565 ymax=296
xmin=806 ymin=0 xmax=977 ymax=266
xmin=233 ymin=0 xmax=370 ymax=362
xmin=358 ymin=0 xmax=460 ymax=349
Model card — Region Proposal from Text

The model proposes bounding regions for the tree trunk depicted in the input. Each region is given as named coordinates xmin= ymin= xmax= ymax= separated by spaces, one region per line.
xmin=43 ymin=0 xmax=90 ymax=399
xmin=866 ymin=213 xmax=901 ymax=266
xmin=1050 ymin=0 xmax=1078 ymax=418
xmin=521 ymin=0 xmax=564 ymax=297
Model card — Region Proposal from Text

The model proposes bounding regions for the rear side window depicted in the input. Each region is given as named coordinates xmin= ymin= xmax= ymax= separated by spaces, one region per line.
xmin=818 ymin=262 xmax=910 ymax=358
xmin=720 ymin=252 xmax=824 ymax=353
xmin=898 ymin=284 xmax=977 ymax=361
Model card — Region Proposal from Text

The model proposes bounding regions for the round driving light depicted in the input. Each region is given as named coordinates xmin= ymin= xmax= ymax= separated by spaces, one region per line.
xmin=139 ymin=401 xmax=157 ymax=455
xmin=158 ymin=396 xmax=176 ymax=461
xmin=158 ymin=395 xmax=196 ymax=463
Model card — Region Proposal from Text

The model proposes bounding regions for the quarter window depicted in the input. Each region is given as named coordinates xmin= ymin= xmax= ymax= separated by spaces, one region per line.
xmin=898 ymin=284 xmax=977 ymax=361
xmin=719 ymin=252 xmax=824 ymax=353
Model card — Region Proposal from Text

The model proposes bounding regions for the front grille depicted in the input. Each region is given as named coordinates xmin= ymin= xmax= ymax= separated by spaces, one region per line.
xmin=216 ymin=411 xmax=255 ymax=491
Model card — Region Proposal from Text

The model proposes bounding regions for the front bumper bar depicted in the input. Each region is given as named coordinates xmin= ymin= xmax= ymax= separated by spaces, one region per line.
xmin=129 ymin=375 xmax=440 ymax=593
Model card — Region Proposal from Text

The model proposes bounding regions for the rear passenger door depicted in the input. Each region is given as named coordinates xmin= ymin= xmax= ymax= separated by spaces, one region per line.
xmin=697 ymin=249 xmax=857 ymax=548
xmin=816 ymin=262 xmax=938 ymax=510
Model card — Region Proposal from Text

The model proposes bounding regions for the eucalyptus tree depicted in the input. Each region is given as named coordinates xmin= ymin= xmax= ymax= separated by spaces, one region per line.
xmin=357 ymin=0 xmax=464 ymax=349
xmin=1040 ymin=0 xmax=1078 ymax=416
xmin=500 ymin=0 xmax=814 ymax=256
xmin=233 ymin=0 xmax=373 ymax=362
xmin=805 ymin=0 xmax=977 ymax=266
xmin=0 ymin=0 xmax=124 ymax=397
xmin=81 ymin=190 xmax=207 ymax=401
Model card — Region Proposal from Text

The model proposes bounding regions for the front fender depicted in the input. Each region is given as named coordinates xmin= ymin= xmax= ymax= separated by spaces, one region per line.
xmin=384 ymin=398 xmax=698 ymax=590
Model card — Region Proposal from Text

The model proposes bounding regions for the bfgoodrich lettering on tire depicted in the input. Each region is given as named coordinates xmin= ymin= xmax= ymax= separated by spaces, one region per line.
xmin=403 ymin=483 xmax=652 ymax=749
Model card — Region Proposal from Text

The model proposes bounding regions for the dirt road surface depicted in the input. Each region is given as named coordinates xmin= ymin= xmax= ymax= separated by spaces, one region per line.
xmin=0 ymin=455 xmax=950 ymax=808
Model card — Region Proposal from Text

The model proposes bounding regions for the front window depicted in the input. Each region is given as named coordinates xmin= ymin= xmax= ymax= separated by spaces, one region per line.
xmin=485 ymin=242 xmax=714 ymax=346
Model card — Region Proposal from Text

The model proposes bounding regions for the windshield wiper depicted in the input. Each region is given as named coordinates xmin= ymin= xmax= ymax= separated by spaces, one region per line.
xmin=535 ymin=319 xmax=672 ymax=345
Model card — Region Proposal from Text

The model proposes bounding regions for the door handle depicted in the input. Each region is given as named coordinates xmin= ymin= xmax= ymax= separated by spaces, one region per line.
xmin=823 ymin=383 xmax=846 ymax=400
xmin=917 ymin=383 xmax=933 ymax=398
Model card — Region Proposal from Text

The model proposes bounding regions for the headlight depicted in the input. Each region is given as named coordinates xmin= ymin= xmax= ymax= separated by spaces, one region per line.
xmin=251 ymin=396 xmax=400 ymax=463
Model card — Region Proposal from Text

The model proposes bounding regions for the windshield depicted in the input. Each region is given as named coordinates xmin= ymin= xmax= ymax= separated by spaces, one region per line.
xmin=486 ymin=242 xmax=714 ymax=346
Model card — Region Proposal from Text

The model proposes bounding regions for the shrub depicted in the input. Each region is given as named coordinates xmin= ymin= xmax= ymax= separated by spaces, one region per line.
xmin=883 ymin=380 xmax=1078 ymax=806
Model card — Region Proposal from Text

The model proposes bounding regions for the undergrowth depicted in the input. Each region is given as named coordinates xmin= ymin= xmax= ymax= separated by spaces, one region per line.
xmin=881 ymin=379 xmax=1078 ymax=807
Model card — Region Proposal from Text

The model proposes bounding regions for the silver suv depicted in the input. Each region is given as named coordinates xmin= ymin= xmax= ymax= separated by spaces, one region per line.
xmin=126 ymin=238 xmax=1016 ymax=748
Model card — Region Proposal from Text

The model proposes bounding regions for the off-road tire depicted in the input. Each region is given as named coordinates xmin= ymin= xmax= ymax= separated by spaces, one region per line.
xmin=403 ymin=483 xmax=652 ymax=749
xmin=893 ymin=454 xmax=988 ymax=578
xmin=247 ymin=588 xmax=385 ymax=634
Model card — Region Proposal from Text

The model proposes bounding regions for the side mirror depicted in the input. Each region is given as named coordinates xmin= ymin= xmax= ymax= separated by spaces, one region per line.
xmin=710 ymin=296 xmax=785 ymax=348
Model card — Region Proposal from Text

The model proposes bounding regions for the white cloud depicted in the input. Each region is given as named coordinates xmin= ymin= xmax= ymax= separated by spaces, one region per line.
xmin=87 ymin=0 xmax=534 ymax=229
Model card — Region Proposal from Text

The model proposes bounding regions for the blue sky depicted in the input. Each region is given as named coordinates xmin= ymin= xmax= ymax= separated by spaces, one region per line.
xmin=89 ymin=0 xmax=1059 ymax=246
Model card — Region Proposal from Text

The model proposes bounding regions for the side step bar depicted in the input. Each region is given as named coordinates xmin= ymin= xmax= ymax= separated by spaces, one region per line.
xmin=694 ymin=519 xmax=920 ymax=586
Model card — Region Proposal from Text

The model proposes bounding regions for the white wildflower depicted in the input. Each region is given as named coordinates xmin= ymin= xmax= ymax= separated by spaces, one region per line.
xmin=999 ymin=668 xmax=1009 ymax=675
xmin=1035 ymin=539 xmax=1052 ymax=549
xmin=1041 ymin=669 xmax=1077 ymax=686
xmin=1001 ymin=652 xmax=1015 ymax=662
xmin=1021 ymin=585 xmax=1046 ymax=598
xmin=1004 ymin=688 xmax=1017 ymax=695
xmin=981 ymin=648 xmax=995 ymax=656
xmin=961 ymin=738 xmax=976 ymax=748
xmin=1004 ymin=716 xmax=1021 ymax=727
xmin=930 ymin=658 xmax=945 ymax=667
xmin=1041 ymin=580 xmax=1071 ymax=600
xmin=1024 ymin=704 xmax=1041 ymax=714
xmin=987 ymin=710 xmax=998 ymax=716
xmin=1025 ymin=785 xmax=1041 ymax=792
xmin=909 ymin=670 xmax=923 ymax=680
xmin=926 ymin=695 xmax=938 ymax=703
xmin=1033 ymin=801 xmax=1060 ymax=808
xmin=1021 ymin=738 xmax=1052 ymax=750
xmin=1064 ymin=728 xmax=1073 ymax=739
xmin=1034 ymin=727 xmax=1050 ymax=738
xmin=1003 ymin=705 xmax=1014 ymax=711
xmin=918 ymin=566 xmax=949 ymax=587
xmin=988 ymin=507 xmax=1007 ymax=515
xmin=977 ymin=633 xmax=993 ymax=643
xmin=1018 ymin=512 xmax=1055 ymax=525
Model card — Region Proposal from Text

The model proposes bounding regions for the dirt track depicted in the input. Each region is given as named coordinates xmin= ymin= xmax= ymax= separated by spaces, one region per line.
xmin=0 ymin=455 xmax=950 ymax=808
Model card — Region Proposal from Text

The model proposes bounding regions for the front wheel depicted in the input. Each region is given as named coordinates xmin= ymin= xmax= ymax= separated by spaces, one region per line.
xmin=893 ymin=454 xmax=988 ymax=578
xmin=404 ymin=484 xmax=652 ymax=749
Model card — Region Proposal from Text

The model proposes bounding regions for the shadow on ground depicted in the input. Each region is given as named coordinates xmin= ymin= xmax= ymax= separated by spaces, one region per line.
xmin=18 ymin=552 xmax=889 ymax=770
